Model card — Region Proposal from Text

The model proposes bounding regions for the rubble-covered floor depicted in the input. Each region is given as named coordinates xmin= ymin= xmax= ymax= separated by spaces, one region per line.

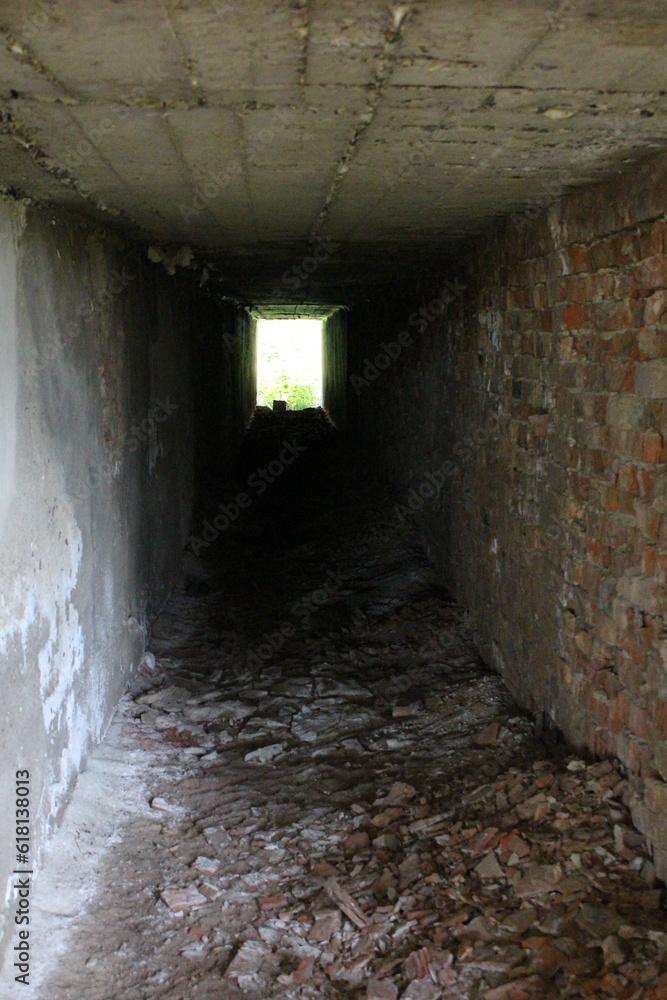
xmin=30 ymin=418 xmax=667 ymax=999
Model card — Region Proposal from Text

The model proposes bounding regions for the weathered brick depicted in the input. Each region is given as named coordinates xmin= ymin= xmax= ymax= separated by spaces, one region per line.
xmin=617 ymin=488 xmax=636 ymax=516
xmin=639 ymin=225 xmax=666 ymax=259
xmin=562 ymin=303 xmax=583 ymax=329
xmin=655 ymin=700 xmax=667 ymax=738
xmin=623 ymin=736 xmax=655 ymax=777
xmin=654 ymin=742 xmax=667 ymax=782
xmin=560 ymin=274 xmax=595 ymax=304
xmin=651 ymin=401 xmax=667 ymax=436
xmin=656 ymin=220 xmax=667 ymax=255
xmin=589 ymin=237 xmax=618 ymax=270
xmin=605 ymin=361 xmax=634 ymax=392
xmin=644 ymin=289 xmax=667 ymax=326
xmin=590 ymin=300 xmax=639 ymax=331
xmin=633 ymin=500 xmax=663 ymax=540
xmin=592 ymin=726 xmax=616 ymax=757
xmin=632 ymin=255 xmax=667 ymax=295
xmin=612 ymin=273 xmax=633 ymax=299
xmin=567 ymin=246 xmax=589 ymax=273
xmin=590 ymin=691 xmax=610 ymax=727
xmin=642 ymin=545 xmax=657 ymax=574
xmin=617 ymin=463 xmax=639 ymax=493
xmin=594 ymin=611 xmax=618 ymax=646
xmin=620 ymin=631 xmax=649 ymax=666
xmin=606 ymin=395 xmax=646 ymax=430
xmin=628 ymin=702 xmax=653 ymax=741
xmin=637 ymin=328 xmax=664 ymax=360
xmin=602 ymin=486 xmax=621 ymax=511
xmin=355 ymin=170 xmax=667 ymax=877
xmin=616 ymin=573 xmax=661 ymax=613
xmin=645 ymin=971 xmax=667 ymax=1000
xmin=638 ymin=431 xmax=664 ymax=465
xmin=635 ymin=360 xmax=667 ymax=399
xmin=609 ymin=329 xmax=639 ymax=358
xmin=608 ymin=690 xmax=631 ymax=733
xmin=597 ymin=669 xmax=621 ymax=700
xmin=597 ymin=273 xmax=618 ymax=299
xmin=609 ymin=230 xmax=641 ymax=266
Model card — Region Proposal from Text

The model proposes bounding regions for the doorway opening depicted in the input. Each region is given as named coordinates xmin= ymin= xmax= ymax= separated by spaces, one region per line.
xmin=256 ymin=318 xmax=323 ymax=410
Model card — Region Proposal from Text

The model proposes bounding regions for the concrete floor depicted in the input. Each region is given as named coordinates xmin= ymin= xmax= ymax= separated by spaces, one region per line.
xmin=6 ymin=418 xmax=665 ymax=1000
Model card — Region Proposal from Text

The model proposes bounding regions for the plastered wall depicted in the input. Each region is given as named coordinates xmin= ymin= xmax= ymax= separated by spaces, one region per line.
xmin=0 ymin=199 xmax=245 ymax=959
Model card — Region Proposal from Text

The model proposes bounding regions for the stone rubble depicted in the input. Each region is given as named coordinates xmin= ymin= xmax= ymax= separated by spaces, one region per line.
xmin=35 ymin=428 xmax=667 ymax=1000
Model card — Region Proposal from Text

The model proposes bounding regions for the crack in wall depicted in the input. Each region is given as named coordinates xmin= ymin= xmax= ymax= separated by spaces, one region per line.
xmin=0 ymin=111 xmax=105 ymax=207
xmin=294 ymin=0 xmax=309 ymax=88
xmin=161 ymin=115 xmax=228 ymax=235
xmin=0 ymin=107 xmax=180 ymax=242
xmin=310 ymin=4 xmax=414 ymax=239
xmin=425 ymin=4 xmax=666 ymax=216
xmin=0 ymin=29 xmax=162 ymax=233
xmin=0 ymin=21 xmax=74 ymax=98
xmin=0 ymin=30 xmax=197 ymax=239
xmin=234 ymin=105 xmax=261 ymax=244
xmin=158 ymin=0 xmax=207 ymax=103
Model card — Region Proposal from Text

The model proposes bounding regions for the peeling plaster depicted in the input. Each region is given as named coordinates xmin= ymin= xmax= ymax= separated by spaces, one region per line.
xmin=0 ymin=199 xmax=201 ymax=965
xmin=0 ymin=201 xmax=24 ymax=535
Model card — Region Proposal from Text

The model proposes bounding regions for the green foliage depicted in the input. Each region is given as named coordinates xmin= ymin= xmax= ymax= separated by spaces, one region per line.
xmin=256 ymin=319 xmax=321 ymax=410
xmin=257 ymin=370 xmax=317 ymax=410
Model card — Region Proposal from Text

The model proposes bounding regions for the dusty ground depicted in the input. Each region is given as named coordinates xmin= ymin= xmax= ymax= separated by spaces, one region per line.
xmin=7 ymin=416 xmax=667 ymax=1000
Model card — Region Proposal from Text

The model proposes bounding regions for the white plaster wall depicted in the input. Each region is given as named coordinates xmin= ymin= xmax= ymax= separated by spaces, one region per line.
xmin=0 ymin=202 xmax=23 ymax=537
xmin=0 ymin=199 xmax=197 ymax=965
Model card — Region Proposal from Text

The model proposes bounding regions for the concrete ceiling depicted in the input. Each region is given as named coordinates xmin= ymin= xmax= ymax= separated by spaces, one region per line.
xmin=1 ymin=0 xmax=666 ymax=303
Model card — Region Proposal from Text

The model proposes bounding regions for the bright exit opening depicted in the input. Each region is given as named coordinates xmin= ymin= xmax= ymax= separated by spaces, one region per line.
xmin=256 ymin=319 xmax=323 ymax=410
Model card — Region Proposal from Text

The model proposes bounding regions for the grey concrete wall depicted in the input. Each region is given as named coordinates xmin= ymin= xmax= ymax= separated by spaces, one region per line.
xmin=322 ymin=309 xmax=347 ymax=429
xmin=194 ymin=298 xmax=255 ymax=494
xmin=0 ymin=199 xmax=202 ymax=959
xmin=228 ymin=306 xmax=256 ymax=468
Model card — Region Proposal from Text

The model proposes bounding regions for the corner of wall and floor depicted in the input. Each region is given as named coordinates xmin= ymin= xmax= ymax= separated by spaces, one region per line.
xmin=0 ymin=196 xmax=254 ymax=963
xmin=348 ymin=148 xmax=667 ymax=878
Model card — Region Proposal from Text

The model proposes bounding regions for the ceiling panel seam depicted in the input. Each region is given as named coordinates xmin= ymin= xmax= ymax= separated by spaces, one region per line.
xmin=309 ymin=3 xmax=414 ymax=239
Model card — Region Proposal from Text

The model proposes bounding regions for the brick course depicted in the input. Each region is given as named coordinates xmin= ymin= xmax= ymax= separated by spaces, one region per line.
xmin=350 ymin=151 xmax=667 ymax=876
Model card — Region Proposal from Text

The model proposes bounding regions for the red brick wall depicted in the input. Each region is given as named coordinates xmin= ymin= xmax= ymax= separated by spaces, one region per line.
xmin=350 ymin=151 xmax=667 ymax=875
